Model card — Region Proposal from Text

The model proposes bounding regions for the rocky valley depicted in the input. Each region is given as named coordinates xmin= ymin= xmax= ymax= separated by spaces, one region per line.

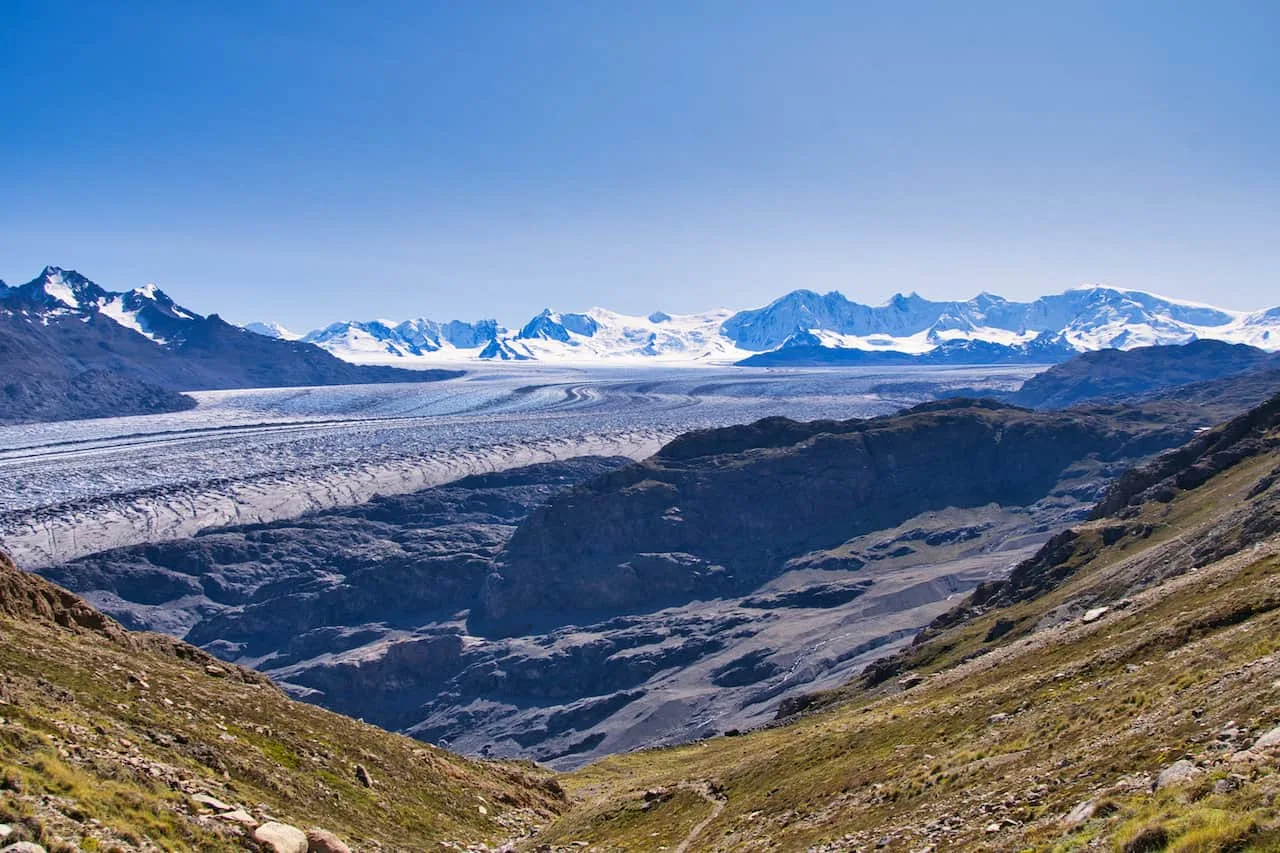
xmin=32 ymin=386 xmax=1225 ymax=771
xmin=3 ymin=377 xmax=1280 ymax=850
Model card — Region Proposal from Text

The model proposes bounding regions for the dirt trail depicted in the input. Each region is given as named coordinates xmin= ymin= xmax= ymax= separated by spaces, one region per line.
xmin=674 ymin=781 xmax=727 ymax=853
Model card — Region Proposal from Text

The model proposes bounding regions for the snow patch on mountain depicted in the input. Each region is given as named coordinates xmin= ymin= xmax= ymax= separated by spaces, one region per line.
xmin=97 ymin=295 xmax=167 ymax=343
xmin=242 ymin=321 xmax=301 ymax=340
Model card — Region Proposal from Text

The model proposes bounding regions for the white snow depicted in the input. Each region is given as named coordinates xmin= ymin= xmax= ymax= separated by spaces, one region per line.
xmin=296 ymin=285 xmax=1280 ymax=366
xmin=96 ymin=296 xmax=168 ymax=344
xmin=42 ymin=273 xmax=80 ymax=308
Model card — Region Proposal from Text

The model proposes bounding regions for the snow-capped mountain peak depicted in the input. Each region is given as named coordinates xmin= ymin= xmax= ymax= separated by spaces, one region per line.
xmin=0 ymin=268 xmax=204 ymax=345
xmin=16 ymin=266 xmax=1271 ymax=369
xmin=268 ymin=285 xmax=1278 ymax=367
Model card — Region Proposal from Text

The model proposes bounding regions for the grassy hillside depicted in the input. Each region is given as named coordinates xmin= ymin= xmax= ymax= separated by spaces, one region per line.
xmin=0 ymin=551 xmax=565 ymax=852
xmin=529 ymin=397 xmax=1280 ymax=851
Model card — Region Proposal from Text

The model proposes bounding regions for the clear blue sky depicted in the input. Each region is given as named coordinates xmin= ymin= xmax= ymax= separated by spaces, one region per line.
xmin=2 ymin=1 xmax=1277 ymax=329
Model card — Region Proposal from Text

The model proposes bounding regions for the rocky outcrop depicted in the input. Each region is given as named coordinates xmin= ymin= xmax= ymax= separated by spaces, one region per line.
xmin=0 ymin=551 xmax=274 ymax=690
xmin=1008 ymin=339 xmax=1278 ymax=409
xmin=1091 ymin=391 xmax=1280 ymax=518
xmin=478 ymin=400 xmax=1197 ymax=635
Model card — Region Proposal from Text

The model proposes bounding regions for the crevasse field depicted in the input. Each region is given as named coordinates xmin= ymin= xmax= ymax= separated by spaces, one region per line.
xmin=0 ymin=365 xmax=1033 ymax=567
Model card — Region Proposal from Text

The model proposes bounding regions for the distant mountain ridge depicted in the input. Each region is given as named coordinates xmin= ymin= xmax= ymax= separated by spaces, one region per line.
xmin=246 ymin=284 xmax=1280 ymax=366
xmin=0 ymin=267 xmax=461 ymax=423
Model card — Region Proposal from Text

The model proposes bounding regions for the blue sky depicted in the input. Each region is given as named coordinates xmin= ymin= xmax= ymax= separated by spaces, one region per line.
xmin=2 ymin=1 xmax=1277 ymax=329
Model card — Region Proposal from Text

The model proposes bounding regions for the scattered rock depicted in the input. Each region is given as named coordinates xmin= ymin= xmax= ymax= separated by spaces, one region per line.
xmin=1082 ymin=606 xmax=1110 ymax=623
xmin=1214 ymin=775 xmax=1244 ymax=794
xmin=1 ymin=844 xmax=48 ymax=853
xmin=253 ymin=821 xmax=308 ymax=853
xmin=0 ymin=827 xmax=10 ymax=843
xmin=305 ymin=828 xmax=352 ymax=853
xmin=1253 ymin=724 xmax=1280 ymax=751
xmin=1155 ymin=759 xmax=1200 ymax=790
xmin=192 ymin=792 xmax=234 ymax=812
xmin=355 ymin=763 xmax=374 ymax=787
xmin=216 ymin=808 xmax=259 ymax=828
xmin=898 ymin=673 xmax=924 ymax=689
xmin=1061 ymin=799 xmax=1096 ymax=828
xmin=987 ymin=712 xmax=1009 ymax=724
xmin=204 ymin=664 xmax=227 ymax=678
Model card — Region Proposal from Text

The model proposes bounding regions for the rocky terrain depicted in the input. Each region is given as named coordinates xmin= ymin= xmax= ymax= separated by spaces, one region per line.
xmin=478 ymin=399 xmax=1198 ymax=634
xmin=529 ymin=391 xmax=1280 ymax=851
xmin=0 ymin=551 xmax=565 ymax=852
xmin=7 ymin=388 xmax=1280 ymax=851
xmin=1006 ymin=339 xmax=1280 ymax=409
xmin=36 ymin=399 xmax=1210 ymax=769
xmin=872 ymin=339 xmax=1280 ymax=422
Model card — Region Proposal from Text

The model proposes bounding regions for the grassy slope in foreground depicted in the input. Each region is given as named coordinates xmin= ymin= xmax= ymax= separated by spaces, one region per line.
xmin=0 ymin=551 xmax=564 ymax=851
xmin=533 ymin=397 xmax=1280 ymax=852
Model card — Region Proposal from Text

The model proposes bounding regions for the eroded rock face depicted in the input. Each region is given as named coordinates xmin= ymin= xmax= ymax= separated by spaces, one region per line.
xmin=479 ymin=401 xmax=1195 ymax=635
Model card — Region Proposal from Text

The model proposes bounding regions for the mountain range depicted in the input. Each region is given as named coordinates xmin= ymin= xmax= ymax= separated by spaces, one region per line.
xmin=0 ymin=267 xmax=460 ymax=423
xmin=248 ymin=285 xmax=1280 ymax=366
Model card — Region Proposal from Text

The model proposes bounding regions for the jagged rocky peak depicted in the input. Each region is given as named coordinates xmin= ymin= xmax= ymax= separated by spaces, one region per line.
xmin=517 ymin=308 xmax=600 ymax=341
xmin=3 ymin=265 xmax=110 ymax=311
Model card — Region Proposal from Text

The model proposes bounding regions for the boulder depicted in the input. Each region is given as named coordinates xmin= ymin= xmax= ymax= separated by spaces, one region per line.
xmin=355 ymin=763 xmax=374 ymax=787
xmin=253 ymin=821 xmax=308 ymax=853
xmin=1253 ymin=724 xmax=1280 ymax=751
xmin=1155 ymin=759 xmax=1200 ymax=790
xmin=216 ymin=808 xmax=259 ymax=828
xmin=2 ymin=844 xmax=48 ymax=853
xmin=1061 ymin=800 xmax=1096 ymax=828
xmin=191 ymin=792 xmax=234 ymax=812
xmin=306 ymin=829 xmax=352 ymax=853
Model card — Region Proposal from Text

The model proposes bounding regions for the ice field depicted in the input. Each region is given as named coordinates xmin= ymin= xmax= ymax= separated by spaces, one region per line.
xmin=0 ymin=365 xmax=1035 ymax=566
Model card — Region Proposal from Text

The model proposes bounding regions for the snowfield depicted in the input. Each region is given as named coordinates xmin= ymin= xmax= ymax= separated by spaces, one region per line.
xmin=0 ymin=365 xmax=1034 ymax=567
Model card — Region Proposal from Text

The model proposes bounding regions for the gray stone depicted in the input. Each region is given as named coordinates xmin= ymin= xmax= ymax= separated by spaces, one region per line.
xmin=1156 ymin=759 xmax=1201 ymax=789
xmin=2 ymin=843 xmax=49 ymax=853
xmin=1253 ymin=724 xmax=1280 ymax=751
xmin=191 ymin=792 xmax=234 ymax=812
xmin=1061 ymin=800 xmax=1096 ymax=828
xmin=253 ymin=821 xmax=308 ymax=853
xmin=216 ymin=808 xmax=259 ymax=828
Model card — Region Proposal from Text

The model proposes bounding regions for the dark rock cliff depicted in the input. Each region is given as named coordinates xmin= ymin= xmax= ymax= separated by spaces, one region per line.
xmin=477 ymin=399 xmax=1197 ymax=635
